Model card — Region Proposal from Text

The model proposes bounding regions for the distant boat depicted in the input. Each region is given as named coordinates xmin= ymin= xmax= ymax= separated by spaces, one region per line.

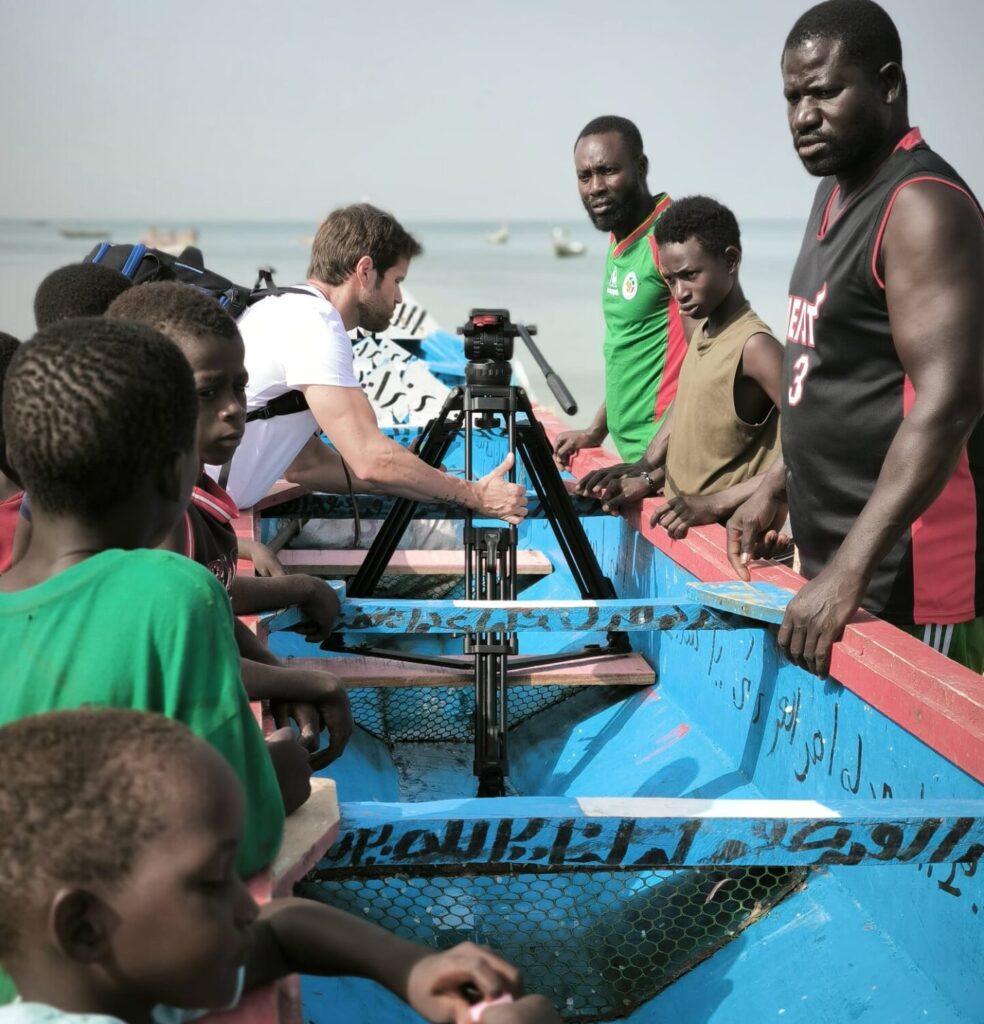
xmin=552 ymin=227 xmax=585 ymax=258
xmin=58 ymin=227 xmax=109 ymax=240
xmin=487 ymin=224 xmax=509 ymax=245
xmin=139 ymin=227 xmax=199 ymax=255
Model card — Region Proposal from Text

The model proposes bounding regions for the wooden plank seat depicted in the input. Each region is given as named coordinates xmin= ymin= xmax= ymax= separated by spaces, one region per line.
xmin=284 ymin=651 xmax=655 ymax=688
xmin=264 ymin=597 xmax=741 ymax=635
xmin=276 ymin=547 xmax=553 ymax=577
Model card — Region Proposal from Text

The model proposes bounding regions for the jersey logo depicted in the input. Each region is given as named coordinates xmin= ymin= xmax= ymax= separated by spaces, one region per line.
xmin=607 ymin=269 xmax=619 ymax=296
xmin=786 ymin=283 xmax=827 ymax=348
xmin=621 ymin=271 xmax=639 ymax=301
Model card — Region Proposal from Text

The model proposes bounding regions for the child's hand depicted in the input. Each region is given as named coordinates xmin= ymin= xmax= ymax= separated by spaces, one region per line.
xmin=602 ymin=471 xmax=663 ymax=515
xmin=238 ymin=537 xmax=288 ymax=577
xmin=269 ymin=670 xmax=354 ymax=766
xmin=481 ymin=996 xmax=562 ymax=1024
xmin=289 ymin=576 xmax=342 ymax=643
xmin=574 ymin=461 xmax=635 ymax=496
xmin=405 ymin=942 xmax=522 ymax=1024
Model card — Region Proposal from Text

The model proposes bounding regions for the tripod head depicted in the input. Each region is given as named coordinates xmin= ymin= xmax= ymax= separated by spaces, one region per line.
xmin=457 ymin=308 xmax=578 ymax=414
xmin=458 ymin=309 xmax=520 ymax=387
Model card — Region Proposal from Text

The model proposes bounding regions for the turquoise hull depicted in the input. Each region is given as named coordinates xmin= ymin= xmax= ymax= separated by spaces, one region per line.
xmin=255 ymin=329 xmax=984 ymax=1023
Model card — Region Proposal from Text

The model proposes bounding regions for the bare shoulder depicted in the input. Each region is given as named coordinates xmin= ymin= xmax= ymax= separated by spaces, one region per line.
xmin=743 ymin=330 xmax=783 ymax=358
xmin=884 ymin=177 xmax=984 ymax=255
xmin=740 ymin=331 xmax=784 ymax=395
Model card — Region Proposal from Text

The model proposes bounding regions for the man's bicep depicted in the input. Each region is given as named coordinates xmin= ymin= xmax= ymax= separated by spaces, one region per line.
xmin=302 ymin=383 xmax=379 ymax=444
xmin=884 ymin=182 xmax=984 ymax=396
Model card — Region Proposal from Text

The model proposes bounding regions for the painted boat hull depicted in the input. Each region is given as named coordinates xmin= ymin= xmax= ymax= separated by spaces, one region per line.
xmin=249 ymin=318 xmax=984 ymax=1023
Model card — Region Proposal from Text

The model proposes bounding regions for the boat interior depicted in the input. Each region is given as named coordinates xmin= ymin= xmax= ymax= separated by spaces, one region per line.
xmin=241 ymin=408 xmax=984 ymax=1023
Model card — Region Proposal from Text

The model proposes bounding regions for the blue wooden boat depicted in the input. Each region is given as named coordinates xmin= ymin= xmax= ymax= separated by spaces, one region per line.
xmin=232 ymin=304 xmax=984 ymax=1024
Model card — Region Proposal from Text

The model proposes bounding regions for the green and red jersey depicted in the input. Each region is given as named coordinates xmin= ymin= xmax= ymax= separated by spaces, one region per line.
xmin=602 ymin=194 xmax=687 ymax=462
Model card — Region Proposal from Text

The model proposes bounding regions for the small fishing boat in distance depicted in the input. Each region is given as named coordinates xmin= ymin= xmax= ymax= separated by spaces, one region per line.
xmin=552 ymin=227 xmax=585 ymax=257
xmin=58 ymin=226 xmax=109 ymax=239
xmin=487 ymin=224 xmax=509 ymax=245
xmin=138 ymin=226 xmax=199 ymax=255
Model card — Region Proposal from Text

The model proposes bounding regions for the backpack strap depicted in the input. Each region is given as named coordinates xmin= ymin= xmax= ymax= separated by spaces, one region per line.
xmin=245 ymin=389 xmax=309 ymax=422
xmin=245 ymin=284 xmax=316 ymax=306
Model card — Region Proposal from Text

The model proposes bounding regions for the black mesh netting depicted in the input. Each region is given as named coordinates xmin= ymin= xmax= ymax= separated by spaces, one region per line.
xmin=348 ymin=684 xmax=581 ymax=743
xmin=300 ymin=865 xmax=806 ymax=1019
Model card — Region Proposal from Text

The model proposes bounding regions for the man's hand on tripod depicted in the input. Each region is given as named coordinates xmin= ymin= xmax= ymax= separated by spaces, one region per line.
xmin=473 ymin=452 xmax=528 ymax=523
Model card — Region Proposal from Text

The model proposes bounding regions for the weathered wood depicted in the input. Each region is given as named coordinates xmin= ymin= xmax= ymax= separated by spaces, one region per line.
xmin=687 ymin=580 xmax=793 ymax=625
xmin=286 ymin=652 xmax=654 ymax=688
xmin=315 ymin=796 xmax=984 ymax=872
xmin=277 ymin=547 xmax=553 ymax=577
xmin=271 ymin=777 xmax=340 ymax=896
xmin=263 ymin=598 xmax=739 ymax=635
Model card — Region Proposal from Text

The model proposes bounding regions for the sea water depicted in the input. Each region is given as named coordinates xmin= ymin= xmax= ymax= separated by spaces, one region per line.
xmin=0 ymin=217 xmax=804 ymax=424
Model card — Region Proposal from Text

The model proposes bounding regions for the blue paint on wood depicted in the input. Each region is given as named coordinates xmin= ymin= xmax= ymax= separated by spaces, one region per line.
xmin=263 ymin=597 xmax=740 ymax=635
xmin=687 ymin=580 xmax=794 ymax=624
xmin=319 ymin=796 xmax=984 ymax=871
xmin=640 ymin=865 xmax=979 ymax=1023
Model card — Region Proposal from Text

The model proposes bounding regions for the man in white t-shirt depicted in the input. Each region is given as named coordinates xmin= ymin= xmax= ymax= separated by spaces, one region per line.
xmin=207 ymin=204 xmax=527 ymax=523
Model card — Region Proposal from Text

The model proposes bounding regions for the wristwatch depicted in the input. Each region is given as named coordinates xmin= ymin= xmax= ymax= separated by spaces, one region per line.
xmin=639 ymin=471 xmax=656 ymax=494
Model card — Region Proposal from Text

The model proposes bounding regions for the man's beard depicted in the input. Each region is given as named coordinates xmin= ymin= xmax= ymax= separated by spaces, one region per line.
xmin=796 ymin=120 xmax=883 ymax=178
xmin=582 ymin=194 xmax=629 ymax=232
xmin=358 ymin=295 xmax=393 ymax=334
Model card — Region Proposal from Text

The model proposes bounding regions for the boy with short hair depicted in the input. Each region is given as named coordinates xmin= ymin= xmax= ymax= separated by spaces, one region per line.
xmin=0 ymin=707 xmax=558 ymax=1024
xmin=106 ymin=281 xmax=352 ymax=761
xmin=33 ymin=262 xmax=132 ymax=327
xmin=0 ymin=318 xmax=298 ymax=878
xmin=582 ymin=196 xmax=784 ymax=539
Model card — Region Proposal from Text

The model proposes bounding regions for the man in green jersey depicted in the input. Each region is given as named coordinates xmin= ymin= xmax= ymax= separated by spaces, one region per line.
xmin=554 ymin=115 xmax=687 ymax=473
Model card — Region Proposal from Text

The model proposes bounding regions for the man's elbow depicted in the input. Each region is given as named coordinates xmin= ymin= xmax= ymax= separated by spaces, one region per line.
xmin=344 ymin=441 xmax=393 ymax=485
xmin=915 ymin=387 xmax=984 ymax=442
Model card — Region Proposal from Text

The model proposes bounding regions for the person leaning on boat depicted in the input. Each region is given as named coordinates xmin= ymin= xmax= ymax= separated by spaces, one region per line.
xmin=552 ymin=115 xmax=687 ymax=471
xmin=729 ymin=0 xmax=984 ymax=676
xmin=206 ymin=203 xmax=527 ymax=524
xmin=581 ymin=196 xmax=785 ymax=540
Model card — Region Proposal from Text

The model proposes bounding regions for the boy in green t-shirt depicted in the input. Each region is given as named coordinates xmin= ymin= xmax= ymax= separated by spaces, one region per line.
xmin=0 ymin=317 xmax=306 ymax=879
xmin=0 ymin=708 xmax=556 ymax=1024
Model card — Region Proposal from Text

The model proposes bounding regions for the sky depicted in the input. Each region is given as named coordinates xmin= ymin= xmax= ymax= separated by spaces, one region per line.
xmin=1 ymin=0 xmax=982 ymax=224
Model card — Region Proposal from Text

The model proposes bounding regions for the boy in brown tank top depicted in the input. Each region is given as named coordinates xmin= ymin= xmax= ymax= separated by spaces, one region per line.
xmin=589 ymin=196 xmax=785 ymax=539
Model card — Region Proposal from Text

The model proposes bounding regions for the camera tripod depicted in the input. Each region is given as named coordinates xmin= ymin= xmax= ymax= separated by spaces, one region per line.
xmin=340 ymin=310 xmax=626 ymax=796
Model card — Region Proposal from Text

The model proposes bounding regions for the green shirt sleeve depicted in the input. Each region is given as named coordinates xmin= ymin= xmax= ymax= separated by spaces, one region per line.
xmin=143 ymin=556 xmax=286 ymax=877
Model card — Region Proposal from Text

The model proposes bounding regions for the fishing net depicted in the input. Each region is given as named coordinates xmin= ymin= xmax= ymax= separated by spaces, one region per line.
xmin=347 ymin=684 xmax=580 ymax=744
xmin=300 ymin=864 xmax=806 ymax=1019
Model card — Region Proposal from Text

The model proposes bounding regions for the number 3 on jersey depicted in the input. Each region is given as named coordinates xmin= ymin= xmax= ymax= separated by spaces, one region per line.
xmin=788 ymin=354 xmax=810 ymax=406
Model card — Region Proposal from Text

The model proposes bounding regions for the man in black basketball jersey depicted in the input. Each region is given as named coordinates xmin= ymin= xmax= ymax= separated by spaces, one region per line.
xmin=727 ymin=0 xmax=984 ymax=676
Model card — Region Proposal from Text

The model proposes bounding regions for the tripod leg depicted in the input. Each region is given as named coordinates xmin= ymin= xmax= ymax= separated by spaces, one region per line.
xmin=515 ymin=394 xmax=617 ymax=600
xmin=473 ymin=527 xmax=509 ymax=797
